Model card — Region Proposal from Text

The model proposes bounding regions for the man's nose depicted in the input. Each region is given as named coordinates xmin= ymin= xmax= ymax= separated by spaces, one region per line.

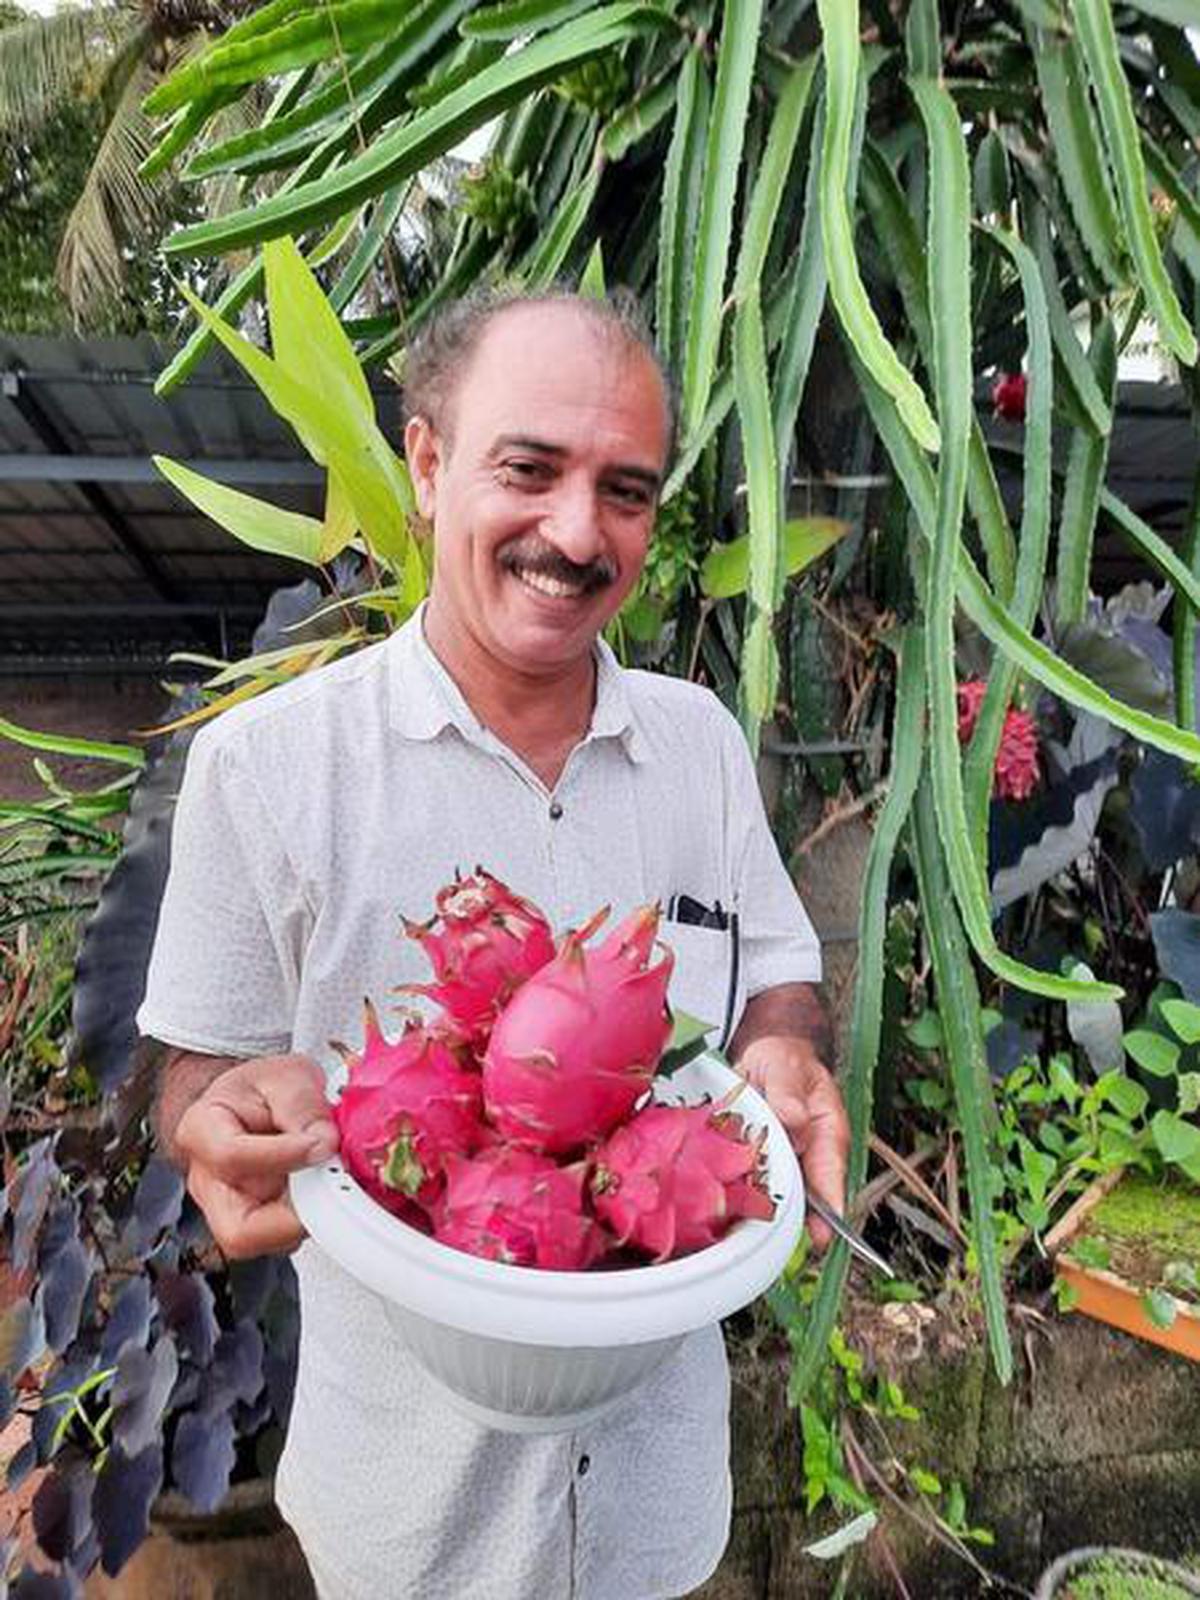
xmin=541 ymin=480 xmax=604 ymax=562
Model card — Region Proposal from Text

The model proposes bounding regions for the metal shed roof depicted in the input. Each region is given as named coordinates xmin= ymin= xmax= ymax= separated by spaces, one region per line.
xmin=0 ymin=331 xmax=400 ymax=674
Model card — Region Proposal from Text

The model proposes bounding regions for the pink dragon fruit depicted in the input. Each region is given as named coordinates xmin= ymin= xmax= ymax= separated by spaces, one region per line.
xmin=399 ymin=869 xmax=556 ymax=1044
xmin=333 ymin=1008 xmax=484 ymax=1210
xmin=432 ymin=1147 xmax=608 ymax=1270
xmin=481 ymin=904 xmax=673 ymax=1155
xmin=590 ymin=1101 xmax=775 ymax=1261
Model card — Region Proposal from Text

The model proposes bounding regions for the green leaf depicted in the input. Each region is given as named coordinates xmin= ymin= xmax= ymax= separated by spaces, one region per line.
xmin=164 ymin=4 xmax=665 ymax=257
xmin=818 ymin=3 xmax=939 ymax=452
xmin=657 ymin=1009 xmax=714 ymax=1077
xmin=732 ymin=53 xmax=816 ymax=301
xmin=1026 ymin=200 xmax=1113 ymax=440
xmin=521 ymin=166 xmax=601 ymax=287
xmin=772 ymin=95 xmax=829 ymax=471
xmin=1152 ymin=1109 xmax=1200 ymax=1166
xmin=699 ymin=517 xmax=847 ymax=599
xmin=858 ymin=143 xmax=1015 ymax=598
xmin=1178 ymin=1073 xmax=1200 ymax=1117
xmin=1141 ymin=1288 xmax=1178 ymax=1330
xmin=788 ymin=627 xmax=927 ymax=1402
xmin=153 ymin=457 xmax=324 ymax=565
xmin=905 ymin=1010 xmax=944 ymax=1051
xmin=913 ymin=78 xmax=1108 ymax=1006
xmin=1018 ymin=1138 xmax=1057 ymax=1208
xmin=681 ymin=0 xmax=765 ymax=437
xmin=733 ymin=291 xmax=780 ymax=749
xmin=1054 ymin=318 xmax=1118 ymax=627
xmin=146 ymin=0 xmax=430 ymax=114
xmin=909 ymin=1466 xmax=942 ymax=1497
xmin=601 ymin=56 xmax=681 ymax=161
xmin=173 ymin=283 xmax=413 ymax=574
xmin=1098 ymin=1070 xmax=1150 ymax=1120
xmin=904 ymin=0 xmax=939 ymax=78
xmin=0 ymin=718 xmax=143 ymax=769
xmin=913 ymin=766 xmax=1013 ymax=1385
xmin=1027 ymin=24 xmax=1125 ymax=287
xmin=963 ymin=225 xmax=1054 ymax=854
xmin=1124 ymin=1028 xmax=1182 ymax=1079
xmin=463 ymin=0 xmax=605 ymax=41
xmin=1099 ymin=487 xmax=1200 ymax=618
xmin=179 ymin=20 xmax=452 ymax=181
xmin=578 ymin=238 xmax=606 ymax=298
xmin=265 ymin=234 xmax=372 ymax=413
xmin=656 ymin=42 xmax=709 ymax=373
xmin=1073 ymin=0 xmax=1197 ymax=363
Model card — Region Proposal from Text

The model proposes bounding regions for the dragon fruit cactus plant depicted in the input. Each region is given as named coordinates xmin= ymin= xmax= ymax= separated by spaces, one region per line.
xmin=481 ymin=904 xmax=674 ymax=1155
xmin=590 ymin=1100 xmax=775 ymax=1261
xmin=333 ymin=1007 xmax=485 ymax=1212
xmin=433 ymin=1147 xmax=609 ymax=1270
xmin=400 ymin=867 xmax=556 ymax=1043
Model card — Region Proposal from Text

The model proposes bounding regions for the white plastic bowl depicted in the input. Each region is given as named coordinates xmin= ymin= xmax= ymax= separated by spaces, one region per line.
xmin=290 ymin=1053 xmax=804 ymax=1432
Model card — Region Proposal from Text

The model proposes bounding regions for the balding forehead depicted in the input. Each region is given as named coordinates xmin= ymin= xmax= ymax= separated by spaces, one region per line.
xmin=404 ymin=289 xmax=677 ymax=463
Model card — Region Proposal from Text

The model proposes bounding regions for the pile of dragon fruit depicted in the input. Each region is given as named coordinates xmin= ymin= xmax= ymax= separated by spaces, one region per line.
xmin=331 ymin=869 xmax=776 ymax=1271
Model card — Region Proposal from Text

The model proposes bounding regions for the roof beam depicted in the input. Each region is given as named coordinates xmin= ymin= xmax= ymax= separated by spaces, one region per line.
xmin=7 ymin=379 xmax=184 ymax=606
xmin=0 ymin=454 xmax=323 ymax=485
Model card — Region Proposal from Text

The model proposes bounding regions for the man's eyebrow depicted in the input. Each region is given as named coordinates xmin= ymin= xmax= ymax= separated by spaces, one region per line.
xmin=488 ymin=434 xmax=661 ymax=490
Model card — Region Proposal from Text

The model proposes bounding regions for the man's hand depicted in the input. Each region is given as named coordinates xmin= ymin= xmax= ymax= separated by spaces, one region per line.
xmin=728 ymin=983 xmax=849 ymax=1251
xmin=173 ymin=1054 xmax=338 ymax=1260
xmin=736 ymin=1035 xmax=849 ymax=1249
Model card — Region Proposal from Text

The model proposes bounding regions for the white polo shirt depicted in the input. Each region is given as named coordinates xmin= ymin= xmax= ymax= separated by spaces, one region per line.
xmin=139 ymin=608 xmax=821 ymax=1600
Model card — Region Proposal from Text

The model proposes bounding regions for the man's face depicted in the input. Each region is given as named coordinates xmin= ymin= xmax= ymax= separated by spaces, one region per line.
xmin=407 ymin=303 xmax=670 ymax=678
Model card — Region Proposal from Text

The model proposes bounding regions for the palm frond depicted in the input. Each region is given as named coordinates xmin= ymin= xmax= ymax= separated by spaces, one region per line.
xmin=0 ymin=6 xmax=130 ymax=137
xmin=56 ymin=47 xmax=173 ymax=324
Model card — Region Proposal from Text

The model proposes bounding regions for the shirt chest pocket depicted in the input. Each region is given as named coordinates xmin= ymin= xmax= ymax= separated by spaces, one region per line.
xmin=659 ymin=920 xmax=746 ymax=1054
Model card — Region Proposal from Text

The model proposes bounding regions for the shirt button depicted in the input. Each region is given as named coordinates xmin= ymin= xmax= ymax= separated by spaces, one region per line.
xmin=549 ymin=801 xmax=564 ymax=821
xmin=577 ymin=1454 xmax=590 ymax=1477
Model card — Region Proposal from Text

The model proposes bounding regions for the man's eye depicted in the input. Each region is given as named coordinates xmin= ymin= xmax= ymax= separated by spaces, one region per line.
xmin=607 ymin=482 xmax=653 ymax=508
xmin=500 ymin=460 xmax=551 ymax=485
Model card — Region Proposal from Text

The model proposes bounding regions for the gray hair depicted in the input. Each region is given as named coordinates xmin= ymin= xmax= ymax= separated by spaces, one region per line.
xmin=400 ymin=283 xmax=678 ymax=466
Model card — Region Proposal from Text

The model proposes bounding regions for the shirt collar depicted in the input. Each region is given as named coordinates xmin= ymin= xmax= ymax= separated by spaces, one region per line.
xmin=387 ymin=602 xmax=648 ymax=763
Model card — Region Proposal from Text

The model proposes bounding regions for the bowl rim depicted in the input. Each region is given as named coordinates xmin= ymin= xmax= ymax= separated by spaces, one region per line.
xmin=290 ymin=1053 xmax=805 ymax=1346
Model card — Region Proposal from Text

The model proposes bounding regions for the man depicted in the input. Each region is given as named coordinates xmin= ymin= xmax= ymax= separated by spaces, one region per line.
xmin=141 ymin=288 xmax=849 ymax=1599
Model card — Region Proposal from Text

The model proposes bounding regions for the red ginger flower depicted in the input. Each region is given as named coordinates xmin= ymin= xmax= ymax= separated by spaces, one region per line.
xmin=956 ymin=679 xmax=1040 ymax=801
xmin=992 ymin=371 xmax=1027 ymax=422
xmin=993 ymin=707 xmax=1040 ymax=800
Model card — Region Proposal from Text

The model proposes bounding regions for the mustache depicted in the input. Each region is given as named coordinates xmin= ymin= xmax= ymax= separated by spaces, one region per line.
xmin=499 ymin=541 xmax=615 ymax=594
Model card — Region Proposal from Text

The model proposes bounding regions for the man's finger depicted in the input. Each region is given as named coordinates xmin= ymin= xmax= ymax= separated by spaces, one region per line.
xmin=189 ymin=1168 xmax=307 ymax=1259
xmin=177 ymin=1105 xmax=330 ymax=1183
xmin=246 ymin=1056 xmax=338 ymax=1145
xmin=770 ymin=1078 xmax=849 ymax=1251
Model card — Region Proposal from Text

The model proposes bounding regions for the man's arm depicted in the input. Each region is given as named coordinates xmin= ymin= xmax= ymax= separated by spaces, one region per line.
xmin=727 ymin=981 xmax=834 ymax=1067
xmin=728 ymin=982 xmax=849 ymax=1249
xmin=154 ymin=1045 xmax=238 ymax=1168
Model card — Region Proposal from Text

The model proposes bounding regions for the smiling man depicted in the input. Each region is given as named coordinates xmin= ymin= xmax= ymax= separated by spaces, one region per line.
xmin=141 ymin=288 xmax=848 ymax=1600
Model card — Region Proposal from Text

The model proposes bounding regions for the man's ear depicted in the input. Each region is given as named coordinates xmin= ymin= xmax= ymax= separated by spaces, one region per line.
xmin=404 ymin=415 xmax=441 ymax=521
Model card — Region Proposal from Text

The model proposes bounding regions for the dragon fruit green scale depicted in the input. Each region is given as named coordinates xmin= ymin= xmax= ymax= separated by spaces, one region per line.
xmin=481 ymin=904 xmax=673 ymax=1155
